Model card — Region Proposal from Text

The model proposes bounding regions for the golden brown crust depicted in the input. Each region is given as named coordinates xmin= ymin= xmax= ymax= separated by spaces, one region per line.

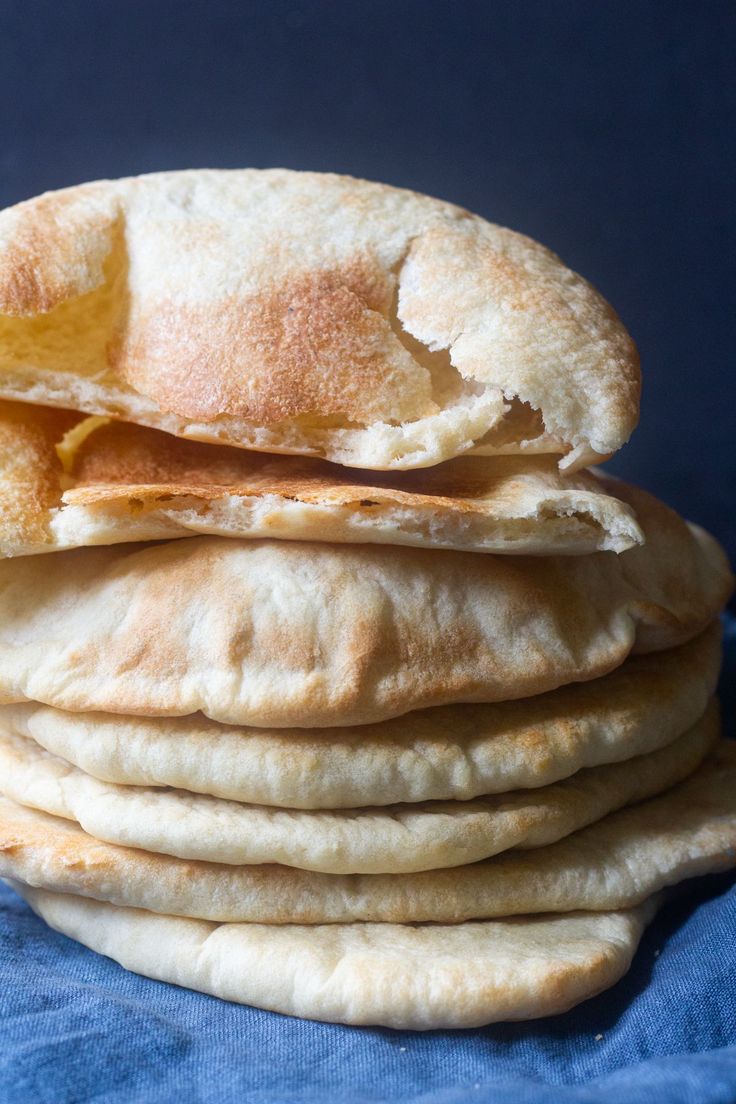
xmin=117 ymin=261 xmax=437 ymax=426
xmin=0 ymin=185 xmax=115 ymax=315
xmin=0 ymin=480 xmax=728 ymax=726
xmin=66 ymin=420 xmax=614 ymax=512
xmin=0 ymin=170 xmax=640 ymax=469
xmin=0 ymin=402 xmax=646 ymax=556
xmin=0 ymin=401 xmax=81 ymax=552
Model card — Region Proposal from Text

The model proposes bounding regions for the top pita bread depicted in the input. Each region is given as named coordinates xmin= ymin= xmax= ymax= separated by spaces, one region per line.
xmin=0 ymin=401 xmax=644 ymax=557
xmin=0 ymin=170 xmax=639 ymax=471
xmin=0 ymin=480 xmax=729 ymax=726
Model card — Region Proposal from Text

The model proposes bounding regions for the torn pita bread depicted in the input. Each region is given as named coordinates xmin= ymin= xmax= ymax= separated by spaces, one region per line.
xmin=0 ymin=169 xmax=639 ymax=471
xmin=11 ymin=882 xmax=658 ymax=1029
xmin=0 ymin=742 xmax=733 ymax=922
xmin=0 ymin=401 xmax=644 ymax=557
xmin=0 ymin=481 xmax=728 ymax=726
xmin=5 ymin=625 xmax=720 ymax=808
xmin=0 ymin=703 xmax=715 ymax=873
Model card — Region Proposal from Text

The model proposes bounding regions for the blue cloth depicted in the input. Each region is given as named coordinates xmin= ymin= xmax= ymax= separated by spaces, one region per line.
xmin=1 ymin=616 xmax=735 ymax=1104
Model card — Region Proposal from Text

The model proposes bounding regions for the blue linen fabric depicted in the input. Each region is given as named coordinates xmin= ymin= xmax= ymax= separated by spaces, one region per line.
xmin=1 ymin=616 xmax=735 ymax=1104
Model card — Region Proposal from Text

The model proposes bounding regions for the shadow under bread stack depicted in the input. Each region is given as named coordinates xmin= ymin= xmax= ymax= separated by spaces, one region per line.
xmin=0 ymin=170 xmax=733 ymax=1030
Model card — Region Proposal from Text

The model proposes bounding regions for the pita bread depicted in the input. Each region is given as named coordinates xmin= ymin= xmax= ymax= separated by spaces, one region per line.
xmin=0 ymin=401 xmax=80 ymax=557
xmin=6 ymin=626 xmax=720 ymax=808
xmin=0 ymin=704 xmax=715 ymax=873
xmin=0 ymin=742 xmax=733 ymax=922
xmin=11 ymin=881 xmax=658 ymax=1029
xmin=0 ymin=484 xmax=729 ymax=726
xmin=0 ymin=401 xmax=644 ymax=557
xmin=0 ymin=169 xmax=639 ymax=471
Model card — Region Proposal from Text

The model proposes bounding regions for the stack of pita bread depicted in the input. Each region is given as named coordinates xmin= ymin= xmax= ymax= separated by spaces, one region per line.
xmin=0 ymin=170 xmax=732 ymax=1029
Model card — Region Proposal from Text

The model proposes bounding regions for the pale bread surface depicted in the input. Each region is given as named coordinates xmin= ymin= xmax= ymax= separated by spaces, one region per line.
xmin=0 ymin=401 xmax=644 ymax=557
xmin=0 ymin=742 xmax=733 ymax=922
xmin=12 ymin=882 xmax=657 ymax=1029
xmin=0 ymin=704 xmax=715 ymax=873
xmin=5 ymin=626 xmax=720 ymax=807
xmin=0 ymin=483 xmax=729 ymax=726
xmin=0 ymin=169 xmax=639 ymax=470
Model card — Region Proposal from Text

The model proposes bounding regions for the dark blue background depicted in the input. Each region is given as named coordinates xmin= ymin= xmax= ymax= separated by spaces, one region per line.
xmin=0 ymin=0 xmax=733 ymax=560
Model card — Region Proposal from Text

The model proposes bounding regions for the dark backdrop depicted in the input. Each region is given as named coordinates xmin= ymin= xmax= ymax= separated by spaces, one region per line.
xmin=1 ymin=0 xmax=734 ymax=560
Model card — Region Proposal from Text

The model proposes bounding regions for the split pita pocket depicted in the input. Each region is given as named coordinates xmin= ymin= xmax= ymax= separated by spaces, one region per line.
xmin=0 ymin=703 xmax=716 ymax=873
xmin=0 ymin=483 xmax=729 ymax=726
xmin=4 ymin=625 xmax=720 ymax=807
xmin=12 ymin=882 xmax=659 ymax=1029
xmin=0 ymin=169 xmax=639 ymax=471
xmin=0 ymin=401 xmax=644 ymax=557
xmin=0 ymin=741 xmax=734 ymax=922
